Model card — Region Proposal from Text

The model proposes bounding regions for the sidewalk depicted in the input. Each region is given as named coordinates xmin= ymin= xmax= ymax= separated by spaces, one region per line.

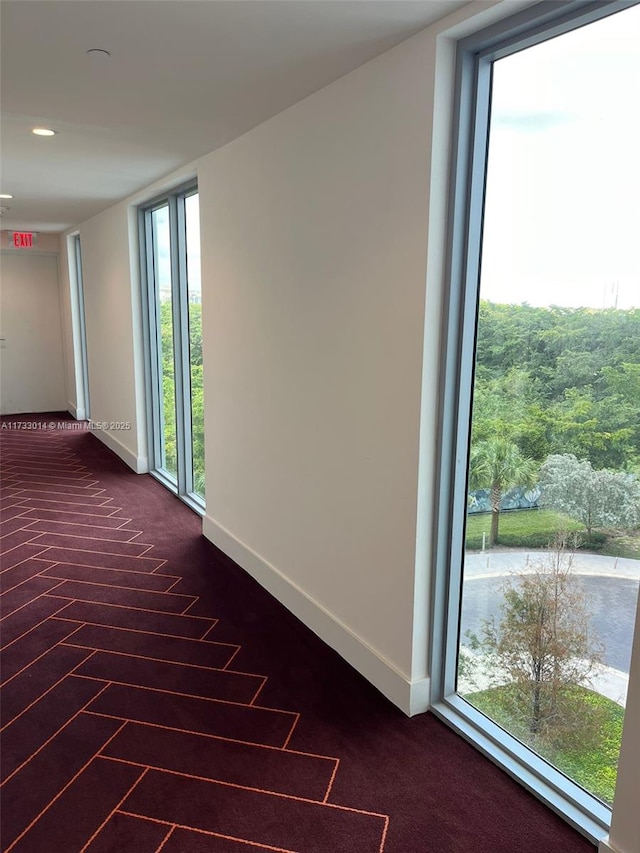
xmin=590 ymin=664 xmax=629 ymax=706
xmin=464 ymin=549 xmax=640 ymax=581
xmin=459 ymin=651 xmax=629 ymax=706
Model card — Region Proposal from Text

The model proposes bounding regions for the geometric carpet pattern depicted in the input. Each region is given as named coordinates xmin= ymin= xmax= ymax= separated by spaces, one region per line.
xmin=1 ymin=416 xmax=599 ymax=853
xmin=1 ymin=425 xmax=387 ymax=852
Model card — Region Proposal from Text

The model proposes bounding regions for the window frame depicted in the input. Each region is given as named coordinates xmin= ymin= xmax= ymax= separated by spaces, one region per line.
xmin=69 ymin=233 xmax=91 ymax=420
xmin=429 ymin=0 xmax=638 ymax=841
xmin=139 ymin=180 xmax=204 ymax=514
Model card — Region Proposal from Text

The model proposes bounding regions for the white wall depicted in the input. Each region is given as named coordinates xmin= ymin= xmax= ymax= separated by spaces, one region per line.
xmin=74 ymin=204 xmax=145 ymax=470
xmin=0 ymin=239 xmax=67 ymax=414
xmin=198 ymin=26 xmax=442 ymax=712
xmin=196 ymin=0 xmax=525 ymax=715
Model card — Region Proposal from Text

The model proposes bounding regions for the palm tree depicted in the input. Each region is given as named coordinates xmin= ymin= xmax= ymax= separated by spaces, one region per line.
xmin=469 ymin=437 xmax=538 ymax=546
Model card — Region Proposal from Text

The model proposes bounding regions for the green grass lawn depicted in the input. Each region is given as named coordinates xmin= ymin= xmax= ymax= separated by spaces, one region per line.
xmin=465 ymin=509 xmax=640 ymax=558
xmin=464 ymin=684 xmax=624 ymax=804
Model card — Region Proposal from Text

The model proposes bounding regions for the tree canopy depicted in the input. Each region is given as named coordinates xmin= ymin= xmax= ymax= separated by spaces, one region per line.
xmin=159 ymin=300 xmax=205 ymax=496
xmin=472 ymin=302 xmax=640 ymax=473
xmin=540 ymin=454 xmax=640 ymax=536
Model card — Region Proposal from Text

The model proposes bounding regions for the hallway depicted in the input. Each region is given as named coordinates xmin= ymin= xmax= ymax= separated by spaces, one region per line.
xmin=0 ymin=415 xmax=596 ymax=852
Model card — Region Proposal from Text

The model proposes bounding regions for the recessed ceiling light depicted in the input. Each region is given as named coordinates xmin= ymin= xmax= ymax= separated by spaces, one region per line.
xmin=0 ymin=193 xmax=13 ymax=199
xmin=32 ymin=128 xmax=57 ymax=137
xmin=87 ymin=48 xmax=111 ymax=58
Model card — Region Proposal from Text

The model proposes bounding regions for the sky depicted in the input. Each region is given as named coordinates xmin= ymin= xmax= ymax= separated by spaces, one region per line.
xmin=185 ymin=193 xmax=201 ymax=297
xmin=480 ymin=3 xmax=640 ymax=311
xmin=154 ymin=194 xmax=201 ymax=296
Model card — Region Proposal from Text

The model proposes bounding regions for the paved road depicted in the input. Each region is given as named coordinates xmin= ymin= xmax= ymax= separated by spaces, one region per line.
xmin=459 ymin=550 xmax=640 ymax=704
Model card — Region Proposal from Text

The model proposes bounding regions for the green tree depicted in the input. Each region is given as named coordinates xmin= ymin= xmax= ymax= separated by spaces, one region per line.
xmin=158 ymin=299 xmax=205 ymax=493
xmin=548 ymin=388 xmax=635 ymax=471
xmin=188 ymin=302 xmax=203 ymax=366
xmin=477 ymin=537 xmax=603 ymax=746
xmin=473 ymin=302 xmax=640 ymax=472
xmin=472 ymin=368 xmax=552 ymax=462
xmin=600 ymin=362 xmax=640 ymax=472
xmin=160 ymin=300 xmax=177 ymax=474
xmin=468 ymin=438 xmax=538 ymax=546
xmin=540 ymin=454 xmax=640 ymax=538
xmin=188 ymin=302 xmax=205 ymax=496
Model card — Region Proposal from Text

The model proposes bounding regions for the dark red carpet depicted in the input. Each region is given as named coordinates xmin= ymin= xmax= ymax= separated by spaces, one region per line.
xmin=1 ymin=415 xmax=597 ymax=852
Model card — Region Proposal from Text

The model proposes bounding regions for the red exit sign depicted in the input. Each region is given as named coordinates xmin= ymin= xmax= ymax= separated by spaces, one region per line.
xmin=11 ymin=232 xmax=36 ymax=248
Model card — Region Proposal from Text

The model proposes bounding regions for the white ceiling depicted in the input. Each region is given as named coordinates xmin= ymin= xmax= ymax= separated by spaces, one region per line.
xmin=0 ymin=0 xmax=468 ymax=233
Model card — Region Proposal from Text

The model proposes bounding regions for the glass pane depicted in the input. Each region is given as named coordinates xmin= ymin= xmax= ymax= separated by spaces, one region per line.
xmin=185 ymin=193 xmax=205 ymax=499
xmin=152 ymin=205 xmax=177 ymax=480
xmin=458 ymin=5 xmax=640 ymax=806
xmin=73 ymin=235 xmax=90 ymax=418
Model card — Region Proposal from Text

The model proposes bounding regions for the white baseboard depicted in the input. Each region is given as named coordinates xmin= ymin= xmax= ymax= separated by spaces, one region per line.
xmin=598 ymin=837 xmax=627 ymax=853
xmin=67 ymin=403 xmax=87 ymax=421
xmin=92 ymin=428 xmax=148 ymax=474
xmin=202 ymin=513 xmax=429 ymax=717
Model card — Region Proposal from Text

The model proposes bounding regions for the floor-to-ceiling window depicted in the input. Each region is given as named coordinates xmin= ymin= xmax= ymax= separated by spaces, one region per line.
xmin=140 ymin=183 xmax=205 ymax=510
xmin=432 ymin=0 xmax=639 ymax=841
xmin=69 ymin=233 xmax=90 ymax=420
